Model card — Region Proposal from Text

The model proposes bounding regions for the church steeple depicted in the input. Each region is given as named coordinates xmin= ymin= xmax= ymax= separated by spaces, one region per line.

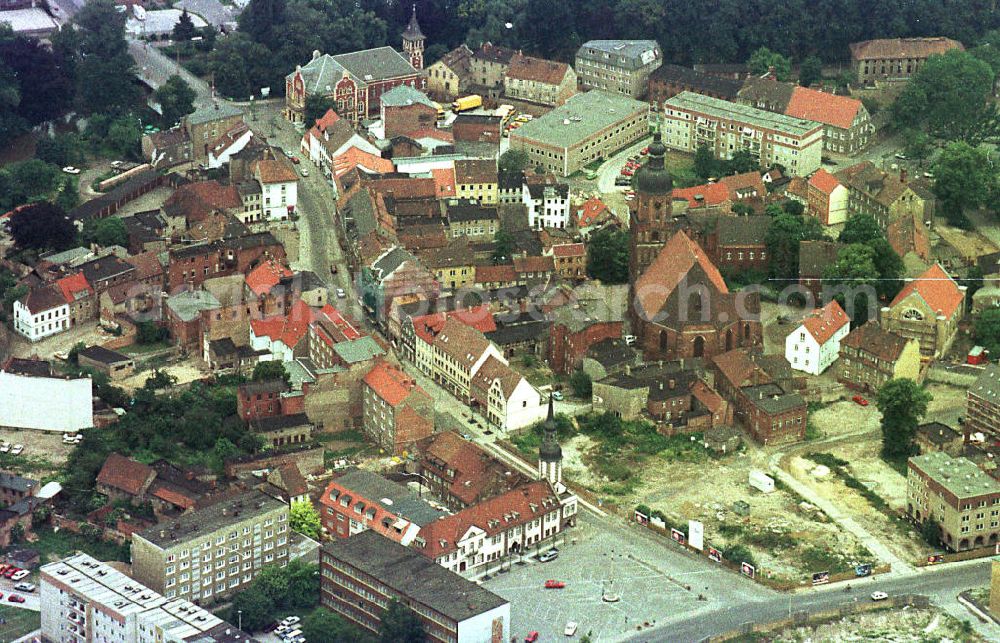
xmin=628 ymin=128 xmax=674 ymax=287
xmin=402 ymin=4 xmax=425 ymax=70
xmin=538 ymin=396 xmax=562 ymax=485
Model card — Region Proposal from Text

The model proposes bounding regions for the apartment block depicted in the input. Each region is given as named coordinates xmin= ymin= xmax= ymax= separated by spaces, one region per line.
xmin=40 ymin=552 xmax=253 ymax=643
xmin=907 ymin=452 xmax=1000 ymax=552
xmin=131 ymin=491 xmax=289 ymax=604
xmin=661 ymin=92 xmax=823 ymax=177
xmin=967 ymin=364 xmax=1000 ymax=443
xmin=319 ymin=530 xmax=510 ymax=643
xmin=575 ymin=39 xmax=662 ymax=98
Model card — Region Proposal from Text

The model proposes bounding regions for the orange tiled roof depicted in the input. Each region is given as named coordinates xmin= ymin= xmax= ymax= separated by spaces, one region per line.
xmin=332 ymin=146 xmax=393 ymax=178
xmin=672 ymin=181 xmax=730 ymax=208
xmin=808 ymin=168 xmax=842 ymax=195
xmin=474 ymin=264 xmax=517 ymax=284
xmin=849 ymin=37 xmax=963 ymax=61
xmin=800 ymin=299 xmax=849 ymax=344
xmin=514 ymin=255 xmax=554 ymax=274
xmin=889 ymin=263 xmax=964 ymax=319
xmin=256 ymin=159 xmax=298 ymax=184
xmin=505 ymin=53 xmax=571 ymax=85
xmin=56 ymin=272 xmax=93 ymax=303
xmin=411 ymin=305 xmax=496 ymax=345
xmin=718 ymin=171 xmax=766 ymax=199
xmin=634 ymin=231 xmax=728 ymax=320
xmin=785 ymin=86 xmax=862 ymax=130
xmin=96 ymin=453 xmax=153 ymax=496
xmin=363 ymin=359 xmax=423 ymax=407
xmin=432 ymin=168 xmax=456 ymax=198
xmin=577 ymin=197 xmax=610 ymax=227
xmin=552 ymin=243 xmax=585 ymax=258
xmin=250 ymin=299 xmax=315 ymax=348
xmin=245 ymin=260 xmax=293 ymax=297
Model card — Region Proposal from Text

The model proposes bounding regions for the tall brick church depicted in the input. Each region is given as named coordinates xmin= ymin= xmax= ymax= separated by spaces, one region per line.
xmin=629 ymin=132 xmax=762 ymax=360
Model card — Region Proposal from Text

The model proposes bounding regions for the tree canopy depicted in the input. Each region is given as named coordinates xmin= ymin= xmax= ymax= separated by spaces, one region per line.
xmin=748 ymin=46 xmax=791 ymax=80
xmin=931 ymin=141 xmax=996 ymax=225
xmin=975 ymin=308 xmax=1000 ymax=357
xmin=73 ymin=0 xmax=138 ymax=115
xmin=155 ymin=75 xmax=196 ymax=127
xmin=765 ymin=211 xmax=824 ymax=279
xmin=798 ymin=55 xmax=823 ymax=87
xmin=289 ymin=499 xmax=321 ymax=540
xmin=379 ymin=600 xmax=427 ymax=643
xmin=172 ymin=9 xmax=197 ymax=41
xmin=81 ymin=216 xmax=128 ymax=249
xmin=876 ymin=378 xmax=931 ymax=462
xmin=252 ymin=361 xmax=291 ymax=386
xmin=586 ymin=228 xmax=629 ymax=284
xmin=9 ymin=201 xmax=76 ymax=252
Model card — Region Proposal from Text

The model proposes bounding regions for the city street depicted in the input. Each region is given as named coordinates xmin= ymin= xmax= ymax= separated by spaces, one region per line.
xmin=128 ymin=39 xmax=221 ymax=109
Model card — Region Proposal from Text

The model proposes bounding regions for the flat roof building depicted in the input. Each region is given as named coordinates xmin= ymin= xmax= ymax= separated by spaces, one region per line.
xmin=662 ymin=91 xmax=823 ymax=177
xmin=131 ymin=490 xmax=289 ymax=604
xmin=510 ymin=90 xmax=649 ymax=176
xmin=40 ymin=552 xmax=255 ymax=643
xmin=319 ymin=530 xmax=510 ymax=643
xmin=575 ymin=39 xmax=662 ymax=98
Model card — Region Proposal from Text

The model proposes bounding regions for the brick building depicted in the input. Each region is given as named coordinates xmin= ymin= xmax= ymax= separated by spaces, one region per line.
xmin=807 ymin=169 xmax=849 ymax=225
xmin=712 ymin=349 xmax=807 ymax=445
xmin=362 ymin=360 xmax=435 ymax=455
xmin=850 ymin=37 xmax=964 ymax=85
xmin=648 ymin=64 xmax=743 ymax=105
xmin=380 ymin=85 xmax=439 ymax=139
xmin=503 ymin=54 xmax=577 ymax=107
xmin=166 ymin=232 xmax=285 ymax=292
xmin=966 ymin=364 xmax=1000 ymax=444
xmin=837 ymin=321 xmax=922 ymax=393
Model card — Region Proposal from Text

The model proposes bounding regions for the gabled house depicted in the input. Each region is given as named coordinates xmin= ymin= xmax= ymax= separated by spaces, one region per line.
xmin=254 ymin=159 xmax=299 ymax=221
xmin=432 ymin=316 xmax=504 ymax=403
xmin=56 ymin=272 xmax=95 ymax=327
xmin=13 ymin=284 xmax=69 ymax=342
xmin=522 ymin=173 xmax=570 ymax=230
xmin=470 ymin=355 xmax=544 ymax=431
xmin=784 ymin=300 xmax=850 ymax=375
xmin=249 ymin=299 xmax=316 ymax=362
xmin=838 ymin=321 xmax=922 ymax=392
xmin=362 ymin=360 xmax=435 ymax=455
xmin=426 ymin=44 xmax=473 ymax=99
xmin=412 ymin=431 xmax=528 ymax=510
xmin=807 ymin=169 xmax=848 ymax=225
xmin=881 ymin=264 xmax=965 ymax=359
xmin=503 ymin=54 xmax=577 ymax=107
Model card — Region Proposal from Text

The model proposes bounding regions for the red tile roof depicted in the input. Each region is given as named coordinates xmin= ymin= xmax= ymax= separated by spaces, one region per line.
xmin=245 ymin=260 xmax=293 ymax=297
xmin=256 ymin=159 xmax=298 ymax=184
xmin=890 ymin=263 xmax=964 ymax=319
xmin=96 ymin=453 xmax=154 ymax=496
xmin=312 ymin=304 xmax=362 ymax=346
xmin=718 ymin=171 xmax=766 ymax=199
xmin=505 ymin=53 xmax=572 ymax=85
xmin=363 ymin=359 xmax=424 ymax=407
xmin=672 ymin=182 xmax=730 ymax=208
xmin=56 ymin=272 xmax=93 ymax=303
xmin=432 ymin=168 xmax=457 ymax=198
xmin=126 ymin=251 xmax=164 ymax=282
xmin=332 ymin=146 xmax=393 ymax=178
xmin=691 ymin=380 xmax=725 ymax=413
xmin=150 ymin=485 xmax=197 ymax=510
xmin=552 ymin=243 xmax=585 ymax=258
xmin=474 ymin=264 xmax=517 ymax=284
xmin=417 ymin=431 xmax=519 ymax=506
xmin=514 ymin=255 xmax=554 ymax=274
xmin=310 ymin=109 xmax=341 ymax=136
xmin=785 ymin=86 xmax=863 ymax=130
xmin=164 ymin=181 xmax=241 ymax=221
xmin=808 ymin=168 xmax=842 ymax=195
xmin=250 ymin=299 xmax=316 ymax=348
xmin=800 ymin=299 xmax=849 ymax=344
xmin=576 ymin=197 xmax=611 ymax=228
xmin=634 ymin=231 xmax=728 ymax=320
xmin=411 ymin=305 xmax=496 ymax=345
xmin=417 ymin=480 xmax=559 ymax=558
xmin=849 ymin=37 xmax=963 ymax=61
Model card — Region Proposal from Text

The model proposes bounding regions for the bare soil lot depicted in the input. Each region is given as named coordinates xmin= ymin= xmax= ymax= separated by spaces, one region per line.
xmin=772 ymin=606 xmax=981 ymax=642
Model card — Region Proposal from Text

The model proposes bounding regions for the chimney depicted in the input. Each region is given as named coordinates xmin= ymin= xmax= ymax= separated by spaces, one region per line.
xmin=669 ymin=378 xmax=676 ymax=389
xmin=900 ymin=169 xmax=907 ymax=183
xmin=312 ymin=50 xmax=321 ymax=61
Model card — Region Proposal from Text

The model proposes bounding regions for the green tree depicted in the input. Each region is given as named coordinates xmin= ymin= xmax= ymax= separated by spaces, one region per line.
xmin=379 ymin=599 xmax=426 ymax=643
xmin=0 ymin=61 xmax=25 ymax=147
xmin=732 ymin=202 xmax=755 ymax=216
xmin=105 ymin=114 xmax=143 ymax=159
xmin=492 ymin=228 xmax=514 ymax=265
xmin=155 ymin=75 xmax=196 ymax=127
xmin=798 ymin=55 xmax=823 ymax=87
xmin=289 ymin=499 xmax=322 ymax=539
xmin=300 ymin=609 xmax=367 ymax=643
xmin=723 ymin=149 xmax=759 ymax=174
xmin=81 ymin=217 xmax=128 ymax=248
xmin=0 ymin=159 xmax=61 ymax=209
xmin=838 ymin=213 xmax=882 ymax=245
xmin=975 ymin=308 xmax=1000 ymax=356
xmin=499 ymin=149 xmax=531 ymax=177
xmin=693 ymin=144 xmax=721 ymax=180
xmin=747 ymin=46 xmax=791 ymax=81
xmin=252 ymin=360 xmax=290 ymax=386
xmin=569 ymin=370 xmax=592 ymax=398
xmin=303 ymin=93 xmax=336 ymax=125
xmin=208 ymin=33 xmax=272 ymax=99
xmin=783 ymin=199 xmax=805 ymax=216
xmin=901 ymin=128 xmax=932 ymax=164
xmin=35 ymin=134 xmax=85 ymax=168
xmin=10 ymin=201 xmax=75 ymax=251
xmin=932 ymin=141 xmax=995 ymax=223
xmin=229 ymin=588 xmax=275 ymax=632
xmin=765 ymin=213 xmax=823 ymax=279
xmin=212 ymin=437 xmax=239 ymax=473
xmin=586 ymin=228 xmax=629 ymax=283
xmin=136 ymin=321 xmax=167 ymax=344
xmin=921 ymin=519 xmax=943 ymax=547
xmin=73 ymin=0 xmax=138 ymax=115
xmin=892 ymin=50 xmax=996 ymax=143
xmin=172 ymin=9 xmax=197 ymax=41
xmin=867 ymin=237 xmax=904 ymax=299
xmin=238 ymin=0 xmax=286 ymax=49
xmin=876 ymin=378 xmax=931 ymax=461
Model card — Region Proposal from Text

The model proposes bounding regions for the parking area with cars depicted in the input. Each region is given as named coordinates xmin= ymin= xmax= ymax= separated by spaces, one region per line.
xmin=481 ymin=513 xmax=749 ymax=641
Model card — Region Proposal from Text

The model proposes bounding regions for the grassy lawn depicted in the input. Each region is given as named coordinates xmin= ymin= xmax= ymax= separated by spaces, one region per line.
xmin=31 ymin=527 xmax=130 ymax=565
xmin=0 ymin=453 xmax=55 ymax=476
xmin=0 ymin=604 xmax=40 ymax=641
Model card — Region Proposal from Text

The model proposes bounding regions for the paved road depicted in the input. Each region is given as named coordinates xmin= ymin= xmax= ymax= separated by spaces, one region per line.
xmin=128 ymin=39 xmax=220 ymax=109
xmin=596 ymin=137 xmax=652 ymax=196
xmin=632 ymin=558 xmax=996 ymax=642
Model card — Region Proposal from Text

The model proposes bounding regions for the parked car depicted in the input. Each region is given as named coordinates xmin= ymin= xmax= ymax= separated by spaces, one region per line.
xmin=300 ymin=168 xmax=309 ymax=177
xmin=10 ymin=570 xmax=28 ymax=581
xmin=623 ymin=334 xmax=637 ymax=346
xmin=544 ymin=579 xmax=566 ymax=589
xmin=336 ymin=288 xmax=346 ymax=299
xmin=525 ymin=633 xmax=539 ymax=643
xmin=13 ymin=583 xmax=35 ymax=593
xmin=282 ymin=149 xmax=293 ymax=158
xmin=280 ymin=616 xmax=301 ymax=627
xmin=0 ymin=443 xmax=10 ymax=454
xmin=291 ymin=156 xmax=301 ymax=165
xmin=7 ymin=595 xmax=24 ymax=603
xmin=602 ymin=591 xmax=620 ymax=602
xmin=62 ymin=166 xmax=81 ymax=175
xmin=3 ymin=568 xmax=18 ymax=579
xmin=551 ymin=391 xmax=564 ymax=401
xmin=871 ymin=591 xmax=888 ymax=601
xmin=894 ymin=153 xmax=907 ymax=160
xmin=10 ymin=445 xmax=23 ymax=455
xmin=564 ymin=621 xmax=578 ymax=636
xmin=852 ymin=395 xmax=869 ymax=407
xmin=640 ymin=146 xmax=649 ymax=155
xmin=538 ymin=549 xmax=559 ymax=562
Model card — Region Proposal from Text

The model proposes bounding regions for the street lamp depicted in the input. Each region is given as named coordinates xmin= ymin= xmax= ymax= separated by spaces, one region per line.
xmin=237 ymin=609 xmax=242 ymax=631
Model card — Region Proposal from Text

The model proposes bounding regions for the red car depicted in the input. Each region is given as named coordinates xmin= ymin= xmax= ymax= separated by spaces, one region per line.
xmin=291 ymin=156 xmax=301 ymax=165
xmin=852 ymin=395 xmax=869 ymax=407
xmin=544 ymin=579 xmax=566 ymax=589
xmin=640 ymin=147 xmax=649 ymax=155
xmin=8 ymin=595 xmax=23 ymax=603
xmin=525 ymin=632 xmax=539 ymax=643
xmin=4 ymin=568 xmax=17 ymax=578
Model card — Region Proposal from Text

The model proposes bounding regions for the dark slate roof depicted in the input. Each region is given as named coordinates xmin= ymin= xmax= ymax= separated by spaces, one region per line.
xmin=585 ymin=338 xmax=640 ymax=370
xmin=137 ymin=490 xmax=285 ymax=547
xmin=77 ymin=345 xmax=132 ymax=366
xmin=78 ymin=255 xmax=136 ymax=284
xmin=600 ymin=362 xmax=699 ymax=401
xmin=742 ymin=383 xmax=805 ymax=414
xmin=251 ymin=413 xmax=313 ymax=433
xmin=917 ymin=422 xmax=961 ymax=446
xmin=799 ymin=240 xmax=843 ymax=278
xmin=334 ymin=47 xmax=417 ymax=82
xmin=331 ymin=468 xmax=442 ymax=527
xmin=650 ymin=64 xmax=744 ymax=100
xmin=486 ymin=320 xmax=550 ymax=345
xmin=716 ymin=215 xmax=769 ymax=246
xmin=1 ymin=358 xmax=51 ymax=377
xmin=447 ymin=201 xmax=499 ymax=223
xmin=69 ymin=170 xmax=162 ymax=221
xmin=321 ymin=530 xmax=508 ymax=622
xmin=372 ymin=246 xmax=418 ymax=279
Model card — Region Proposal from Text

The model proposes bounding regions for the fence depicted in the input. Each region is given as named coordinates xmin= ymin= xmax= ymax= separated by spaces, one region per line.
xmin=710 ymin=594 xmax=930 ymax=642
